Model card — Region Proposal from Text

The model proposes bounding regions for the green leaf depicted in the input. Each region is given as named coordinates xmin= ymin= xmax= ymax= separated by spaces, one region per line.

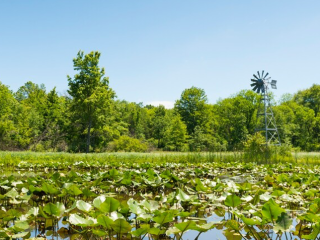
xmin=302 ymin=213 xmax=320 ymax=223
xmin=110 ymin=211 xmax=125 ymax=221
xmin=93 ymin=195 xmax=106 ymax=209
xmin=241 ymin=195 xmax=253 ymax=202
xmin=152 ymin=211 xmax=174 ymax=225
xmin=141 ymin=199 xmax=160 ymax=212
xmin=10 ymin=232 xmax=29 ymax=238
xmin=240 ymin=215 xmax=261 ymax=226
xmin=42 ymin=182 xmax=58 ymax=195
xmin=137 ymin=213 xmax=153 ymax=221
xmin=225 ymin=220 xmax=240 ymax=231
xmin=14 ymin=220 xmax=29 ymax=230
xmin=65 ymin=184 xmax=82 ymax=196
xmin=127 ymin=198 xmax=145 ymax=215
xmin=69 ymin=213 xmax=95 ymax=227
xmin=190 ymin=222 xmax=216 ymax=232
xmin=39 ymin=206 xmax=49 ymax=218
xmin=99 ymin=197 xmax=120 ymax=213
xmin=224 ymin=229 xmax=242 ymax=240
xmin=176 ymin=188 xmax=191 ymax=202
xmin=302 ymin=223 xmax=320 ymax=239
xmin=195 ymin=178 xmax=208 ymax=192
xmin=76 ymin=200 xmax=92 ymax=212
xmin=28 ymin=207 xmax=39 ymax=216
xmin=271 ymin=190 xmax=285 ymax=197
xmin=5 ymin=188 xmax=19 ymax=199
xmin=309 ymin=203 xmax=320 ymax=214
xmin=166 ymin=227 xmax=180 ymax=235
xmin=92 ymin=229 xmax=107 ymax=237
xmin=111 ymin=219 xmax=132 ymax=234
xmin=148 ymin=227 xmax=163 ymax=235
xmin=260 ymin=192 xmax=272 ymax=201
xmin=97 ymin=214 xmax=113 ymax=229
xmin=274 ymin=212 xmax=292 ymax=232
xmin=109 ymin=168 xmax=119 ymax=179
xmin=43 ymin=202 xmax=65 ymax=217
xmin=132 ymin=224 xmax=150 ymax=237
xmin=261 ymin=199 xmax=285 ymax=222
xmin=174 ymin=220 xmax=197 ymax=232
xmin=224 ymin=194 xmax=241 ymax=208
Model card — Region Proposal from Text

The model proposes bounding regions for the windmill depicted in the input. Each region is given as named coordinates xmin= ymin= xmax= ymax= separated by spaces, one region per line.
xmin=251 ymin=71 xmax=281 ymax=145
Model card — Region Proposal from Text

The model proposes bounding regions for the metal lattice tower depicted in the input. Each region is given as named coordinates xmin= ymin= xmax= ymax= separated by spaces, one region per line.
xmin=251 ymin=71 xmax=281 ymax=146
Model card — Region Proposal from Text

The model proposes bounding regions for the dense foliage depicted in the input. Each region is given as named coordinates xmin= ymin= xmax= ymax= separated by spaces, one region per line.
xmin=1 ymin=51 xmax=320 ymax=152
xmin=2 ymin=155 xmax=320 ymax=239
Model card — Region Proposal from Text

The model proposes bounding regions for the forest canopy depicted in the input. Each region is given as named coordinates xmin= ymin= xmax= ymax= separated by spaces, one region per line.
xmin=1 ymin=51 xmax=319 ymax=153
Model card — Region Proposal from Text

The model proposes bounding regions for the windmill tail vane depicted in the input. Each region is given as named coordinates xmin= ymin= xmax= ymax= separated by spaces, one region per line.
xmin=251 ymin=70 xmax=281 ymax=146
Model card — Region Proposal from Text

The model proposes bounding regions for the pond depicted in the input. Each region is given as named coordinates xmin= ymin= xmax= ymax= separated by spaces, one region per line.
xmin=0 ymin=161 xmax=318 ymax=239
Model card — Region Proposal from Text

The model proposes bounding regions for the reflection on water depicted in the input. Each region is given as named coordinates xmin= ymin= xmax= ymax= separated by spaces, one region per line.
xmin=21 ymin=211 xmax=300 ymax=240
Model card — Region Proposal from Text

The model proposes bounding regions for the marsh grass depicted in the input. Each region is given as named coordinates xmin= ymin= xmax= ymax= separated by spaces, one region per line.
xmin=0 ymin=151 xmax=320 ymax=169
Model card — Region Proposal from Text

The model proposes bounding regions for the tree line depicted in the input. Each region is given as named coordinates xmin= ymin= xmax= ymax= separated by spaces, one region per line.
xmin=0 ymin=51 xmax=319 ymax=153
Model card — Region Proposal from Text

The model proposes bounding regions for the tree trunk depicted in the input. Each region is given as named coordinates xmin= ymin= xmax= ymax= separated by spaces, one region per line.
xmin=86 ymin=117 xmax=92 ymax=153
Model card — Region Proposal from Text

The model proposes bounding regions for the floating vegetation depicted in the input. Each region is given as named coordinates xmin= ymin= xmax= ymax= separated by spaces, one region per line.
xmin=1 ymin=156 xmax=320 ymax=239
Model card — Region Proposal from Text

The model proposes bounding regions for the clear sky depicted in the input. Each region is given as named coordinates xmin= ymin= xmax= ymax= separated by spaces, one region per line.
xmin=0 ymin=1 xmax=319 ymax=108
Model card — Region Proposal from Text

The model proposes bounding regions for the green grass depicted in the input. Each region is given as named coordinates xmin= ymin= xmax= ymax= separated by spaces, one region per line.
xmin=1 ymin=151 xmax=320 ymax=168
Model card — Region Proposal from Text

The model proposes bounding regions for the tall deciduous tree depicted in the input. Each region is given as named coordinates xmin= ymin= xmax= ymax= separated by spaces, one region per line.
xmin=67 ymin=51 xmax=115 ymax=153
xmin=174 ymin=86 xmax=208 ymax=135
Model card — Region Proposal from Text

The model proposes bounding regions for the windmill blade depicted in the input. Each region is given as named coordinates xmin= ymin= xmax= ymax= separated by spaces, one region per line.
xmin=253 ymin=74 xmax=259 ymax=80
xmin=251 ymin=79 xmax=258 ymax=83
xmin=264 ymin=72 xmax=269 ymax=78
xmin=266 ymin=77 xmax=271 ymax=80
xmin=251 ymin=83 xmax=257 ymax=87
xmin=262 ymin=70 xmax=264 ymax=78
xmin=253 ymin=85 xmax=258 ymax=92
xmin=257 ymin=71 xmax=261 ymax=78
xmin=257 ymin=87 xmax=261 ymax=94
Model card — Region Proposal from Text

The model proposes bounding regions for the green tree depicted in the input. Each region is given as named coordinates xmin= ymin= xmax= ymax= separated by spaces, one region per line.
xmin=275 ymin=101 xmax=316 ymax=150
xmin=174 ymin=87 xmax=208 ymax=134
xmin=15 ymin=81 xmax=47 ymax=131
xmin=40 ymin=88 xmax=68 ymax=151
xmin=215 ymin=98 xmax=247 ymax=150
xmin=15 ymin=81 xmax=49 ymax=149
xmin=91 ymin=100 xmax=128 ymax=152
xmin=0 ymin=82 xmax=35 ymax=149
xmin=294 ymin=84 xmax=320 ymax=116
xmin=67 ymin=51 xmax=115 ymax=153
xmin=0 ymin=82 xmax=16 ymax=149
xmin=188 ymin=126 xmax=206 ymax=151
xmin=273 ymin=103 xmax=296 ymax=145
xmin=292 ymin=103 xmax=316 ymax=150
xmin=115 ymin=101 xmax=152 ymax=140
xmin=152 ymin=105 xmax=169 ymax=148
xmin=237 ymin=90 xmax=260 ymax=134
xmin=164 ymin=115 xmax=188 ymax=151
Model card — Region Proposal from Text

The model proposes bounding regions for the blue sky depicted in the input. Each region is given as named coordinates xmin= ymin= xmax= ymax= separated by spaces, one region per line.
xmin=0 ymin=1 xmax=319 ymax=108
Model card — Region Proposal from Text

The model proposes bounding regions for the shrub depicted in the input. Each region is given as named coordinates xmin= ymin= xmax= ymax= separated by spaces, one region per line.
xmin=243 ymin=133 xmax=267 ymax=161
xmin=243 ymin=133 xmax=293 ymax=163
xmin=107 ymin=136 xmax=148 ymax=152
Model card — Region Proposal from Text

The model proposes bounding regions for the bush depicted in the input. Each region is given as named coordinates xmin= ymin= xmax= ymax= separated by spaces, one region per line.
xmin=243 ymin=133 xmax=293 ymax=163
xmin=107 ymin=136 xmax=148 ymax=152
xmin=243 ymin=133 xmax=267 ymax=161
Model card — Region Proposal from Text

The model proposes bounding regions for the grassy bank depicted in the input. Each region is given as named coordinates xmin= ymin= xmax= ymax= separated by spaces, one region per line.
xmin=1 ymin=151 xmax=320 ymax=169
